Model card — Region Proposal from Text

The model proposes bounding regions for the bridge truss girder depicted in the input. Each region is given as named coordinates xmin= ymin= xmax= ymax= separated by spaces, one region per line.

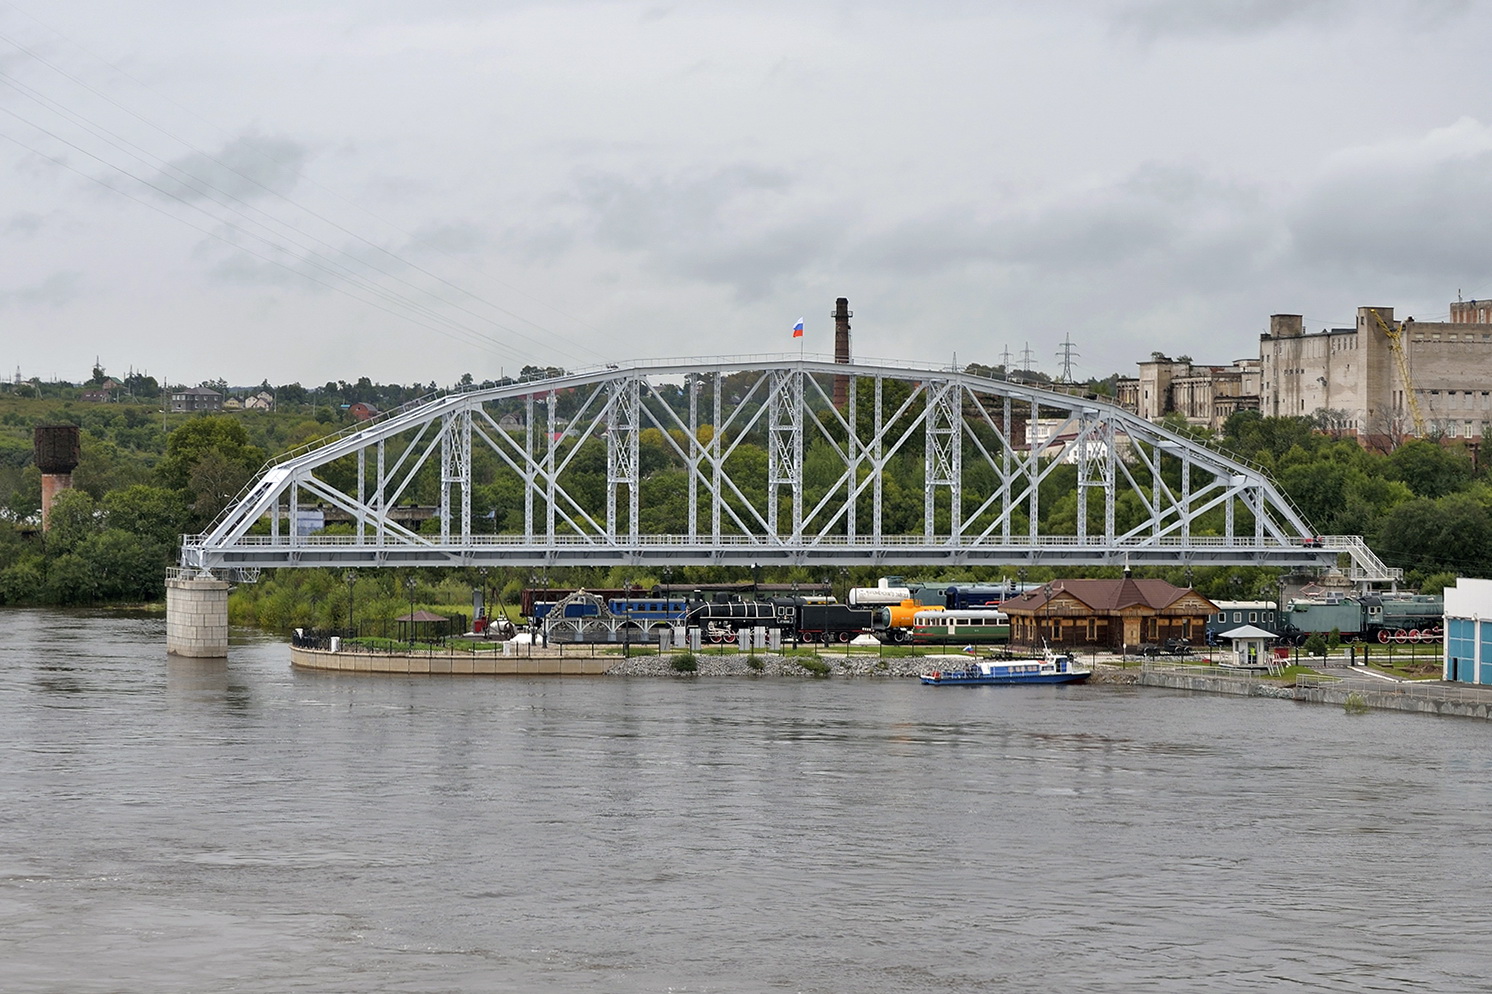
xmin=180 ymin=359 xmax=1397 ymax=581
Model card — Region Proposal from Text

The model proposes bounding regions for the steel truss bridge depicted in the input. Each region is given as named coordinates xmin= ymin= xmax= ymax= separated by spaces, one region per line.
xmin=180 ymin=357 xmax=1397 ymax=582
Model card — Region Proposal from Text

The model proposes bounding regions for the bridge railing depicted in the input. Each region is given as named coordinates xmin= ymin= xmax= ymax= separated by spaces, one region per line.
xmin=182 ymin=531 xmax=1342 ymax=549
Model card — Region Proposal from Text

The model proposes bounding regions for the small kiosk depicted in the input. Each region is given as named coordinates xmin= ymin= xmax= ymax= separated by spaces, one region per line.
xmin=1215 ymin=624 xmax=1279 ymax=672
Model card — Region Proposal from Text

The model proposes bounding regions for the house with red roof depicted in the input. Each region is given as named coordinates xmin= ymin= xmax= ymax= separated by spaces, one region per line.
xmin=1001 ymin=577 xmax=1217 ymax=651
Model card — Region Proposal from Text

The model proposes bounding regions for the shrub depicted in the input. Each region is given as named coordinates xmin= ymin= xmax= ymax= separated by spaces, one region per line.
xmin=746 ymin=655 xmax=764 ymax=671
xmin=669 ymin=653 xmax=698 ymax=673
xmin=1343 ymin=691 xmax=1370 ymax=715
xmin=1303 ymin=633 xmax=1328 ymax=658
xmin=797 ymin=658 xmax=831 ymax=678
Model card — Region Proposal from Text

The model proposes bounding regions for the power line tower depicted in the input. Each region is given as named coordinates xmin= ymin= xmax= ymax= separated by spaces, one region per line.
xmin=1019 ymin=342 xmax=1036 ymax=375
xmin=1055 ymin=334 xmax=1079 ymax=383
xmin=999 ymin=344 xmax=1014 ymax=373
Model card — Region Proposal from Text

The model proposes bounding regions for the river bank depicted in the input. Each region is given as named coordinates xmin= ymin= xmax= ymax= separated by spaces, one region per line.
xmin=286 ymin=642 xmax=1492 ymax=720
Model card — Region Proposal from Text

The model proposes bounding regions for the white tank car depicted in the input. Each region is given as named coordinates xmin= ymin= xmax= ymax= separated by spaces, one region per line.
xmin=848 ymin=586 xmax=913 ymax=607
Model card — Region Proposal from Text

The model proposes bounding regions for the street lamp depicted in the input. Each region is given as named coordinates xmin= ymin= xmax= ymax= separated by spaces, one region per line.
xmin=406 ymin=574 xmax=417 ymax=648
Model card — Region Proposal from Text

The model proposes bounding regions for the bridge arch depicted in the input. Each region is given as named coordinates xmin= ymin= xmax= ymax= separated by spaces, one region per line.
xmin=179 ymin=357 xmax=1395 ymax=581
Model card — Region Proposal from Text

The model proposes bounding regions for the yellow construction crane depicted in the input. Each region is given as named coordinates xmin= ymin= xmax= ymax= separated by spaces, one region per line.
xmin=1369 ymin=308 xmax=1426 ymax=436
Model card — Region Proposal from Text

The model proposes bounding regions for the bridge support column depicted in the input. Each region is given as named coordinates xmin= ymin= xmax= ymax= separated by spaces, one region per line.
xmin=166 ymin=575 xmax=230 ymax=657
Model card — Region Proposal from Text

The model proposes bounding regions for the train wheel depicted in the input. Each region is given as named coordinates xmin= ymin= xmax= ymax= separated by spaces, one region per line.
xmin=837 ymin=631 xmax=852 ymax=644
xmin=1377 ymin=630 xmax=1390 ymax=644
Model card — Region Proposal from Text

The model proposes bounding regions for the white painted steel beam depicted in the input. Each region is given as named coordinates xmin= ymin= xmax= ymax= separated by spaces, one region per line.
xmin=179 ymin=358 xmax=1398 ymax=581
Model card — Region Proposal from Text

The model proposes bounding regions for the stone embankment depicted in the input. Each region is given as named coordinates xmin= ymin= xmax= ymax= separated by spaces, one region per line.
xmin=605 ymin=652 xmax=1139 ymax=682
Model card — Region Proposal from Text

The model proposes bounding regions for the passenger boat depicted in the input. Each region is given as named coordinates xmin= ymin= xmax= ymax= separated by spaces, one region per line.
xmin=918 ymin=648 xmax=1091 ymax=686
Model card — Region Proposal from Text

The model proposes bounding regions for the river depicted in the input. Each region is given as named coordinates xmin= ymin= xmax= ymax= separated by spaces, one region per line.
xmin=2 ymin=608 xmax=1490 ymax=992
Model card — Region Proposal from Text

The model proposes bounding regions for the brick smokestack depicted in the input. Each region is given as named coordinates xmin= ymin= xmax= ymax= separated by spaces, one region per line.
xmin=833 ymin=297 xmax=852 ymax=408
xmin=34 ymin=425 xmax=81 ymax=532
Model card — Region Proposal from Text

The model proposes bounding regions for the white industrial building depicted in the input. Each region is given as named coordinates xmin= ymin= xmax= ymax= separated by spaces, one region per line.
xmin=1442 ymin=577 xmax=1492 ymax=684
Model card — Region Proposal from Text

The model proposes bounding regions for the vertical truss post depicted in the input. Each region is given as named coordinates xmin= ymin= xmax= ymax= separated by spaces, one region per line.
xmin=439 ymin=408 xmax=472 ymax=542
xmin=846 ymin=372 xmax=857 ymax=541
xmin=687 ymin=373 xmax=699 ymax=543
xmin=1152 ymin=441 xmax=1163 ymax=539
xmin=1181 ymin=451 xmax=1191 ymax=542
xmin=1226 ymin=487 xmax=1236 ymax=545
xmin=289 ymin=477 xmax=299 ymax=548
xmin=873 ymin=376 xmax=884 ymax=543
xmin=1076 ymin=412 xmax=1115 ymax=543
xmin=356 ymin=446 xmax=365 ymax=542
xmin=524 ymin=393 xmax=535 ymax=543
xmin=924 ymin=379 xmax=962 ymax=539
xmin=545 ymin=391 xmax=557 ymax=547
xmin=768 ymin=367 xmax=803 ymax=540
xmin=1076 ymin=416 xmax=1089 ymax=542
xmin=375 ymin=440 xmax=385 ymax=546
xmin=1104 ymin=416 xmax=1116 ymax=541
xmin=712 ymin=373 xmax=722 ymax=545
xmin=606 ymin=376 xmax=640 ymax=543
xmin=1002 ymin=395 xmax=1013 ymax=543
xmin=1028 ymin=399 xmax=1041 ymax=540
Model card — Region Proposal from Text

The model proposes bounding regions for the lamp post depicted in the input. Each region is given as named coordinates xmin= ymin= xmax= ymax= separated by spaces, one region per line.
xmin=406 ymin=574 xmax=417 ymax=648
xmin=344 ymin=570 xmax=356 ymax=636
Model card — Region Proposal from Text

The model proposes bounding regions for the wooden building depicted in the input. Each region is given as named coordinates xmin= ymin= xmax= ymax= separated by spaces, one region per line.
xmin=1001 ymin=578 xmax=1217 ymax=650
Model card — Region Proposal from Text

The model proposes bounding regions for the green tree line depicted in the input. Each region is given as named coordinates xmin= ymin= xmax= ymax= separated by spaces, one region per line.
xmin=1 ymin=387 xmax=1487 ymax=614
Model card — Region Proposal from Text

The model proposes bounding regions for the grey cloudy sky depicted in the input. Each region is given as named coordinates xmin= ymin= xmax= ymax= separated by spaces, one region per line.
xmin=3 ymin=0 xmax=1492 ymax=388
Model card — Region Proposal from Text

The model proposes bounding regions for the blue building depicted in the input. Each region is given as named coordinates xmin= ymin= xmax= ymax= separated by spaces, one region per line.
xmin=1442 ymin=579 xmax=1492 ymax=684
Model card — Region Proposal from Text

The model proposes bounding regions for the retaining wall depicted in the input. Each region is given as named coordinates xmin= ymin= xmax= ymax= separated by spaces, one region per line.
xmin=1139 ymin=668 xmax=1492 ymax=720
xmin=290 ymin=647 xmax=614 ymax=675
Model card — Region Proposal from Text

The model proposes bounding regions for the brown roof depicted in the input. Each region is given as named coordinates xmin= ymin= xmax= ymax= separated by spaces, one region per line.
xmin=1002 ymin=578 xmax=1197 ymax=613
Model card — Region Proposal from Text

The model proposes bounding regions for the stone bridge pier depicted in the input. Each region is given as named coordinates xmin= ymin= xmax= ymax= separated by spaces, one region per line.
xmin=166 ymin=574 xmax=230 ymax=657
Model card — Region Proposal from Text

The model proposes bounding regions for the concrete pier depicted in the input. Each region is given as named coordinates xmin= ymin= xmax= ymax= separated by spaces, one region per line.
xmin=166 ymin=575 xmax=230 ymax=657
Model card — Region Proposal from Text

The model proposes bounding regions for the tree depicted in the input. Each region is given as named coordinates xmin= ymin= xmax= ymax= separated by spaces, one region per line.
xmin=187 ymin=449 xmax=254 ymax=525
xmin=103 ymin=485 xmax=189 ymax=551
xmin=1386 ymin=440 xmax=1472 ymax=499
xmin=43 ymin=489 xmax=99 ymax=555
xmin=157 ymin=417 xmax=265 ymax=491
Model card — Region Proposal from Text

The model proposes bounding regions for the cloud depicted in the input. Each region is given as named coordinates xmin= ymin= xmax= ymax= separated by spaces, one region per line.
xmin=406 ymin=221 xmax=486 ymax=255
xmin=1112 ymin=0 xmax=1348 ymax=39
xmin=148 ymin=133 xmax=311 ymax=205
xmin=850 ymin=163 xmax=1270 ymax=288
xmin=1112 ymin=0 xmax=1471 ymax=40
xmin=1288 ymin=118 xmax=1492 ymax=280
xmin=5 ymin=212 xmax=44 ymax=236
xmin=0 ymin=271 xmax=84 ymax=308
xmin=572 ymin=165 xmax=844 ymax=299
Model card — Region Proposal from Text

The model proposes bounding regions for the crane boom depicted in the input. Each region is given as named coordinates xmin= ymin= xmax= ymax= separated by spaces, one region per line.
xmin=1369 ymin=308 xmax=1426 ymax=436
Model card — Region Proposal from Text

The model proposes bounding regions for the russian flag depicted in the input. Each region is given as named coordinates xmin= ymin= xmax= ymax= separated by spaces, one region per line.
xmin=792 ymin=318 xmax=804 ymax=338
